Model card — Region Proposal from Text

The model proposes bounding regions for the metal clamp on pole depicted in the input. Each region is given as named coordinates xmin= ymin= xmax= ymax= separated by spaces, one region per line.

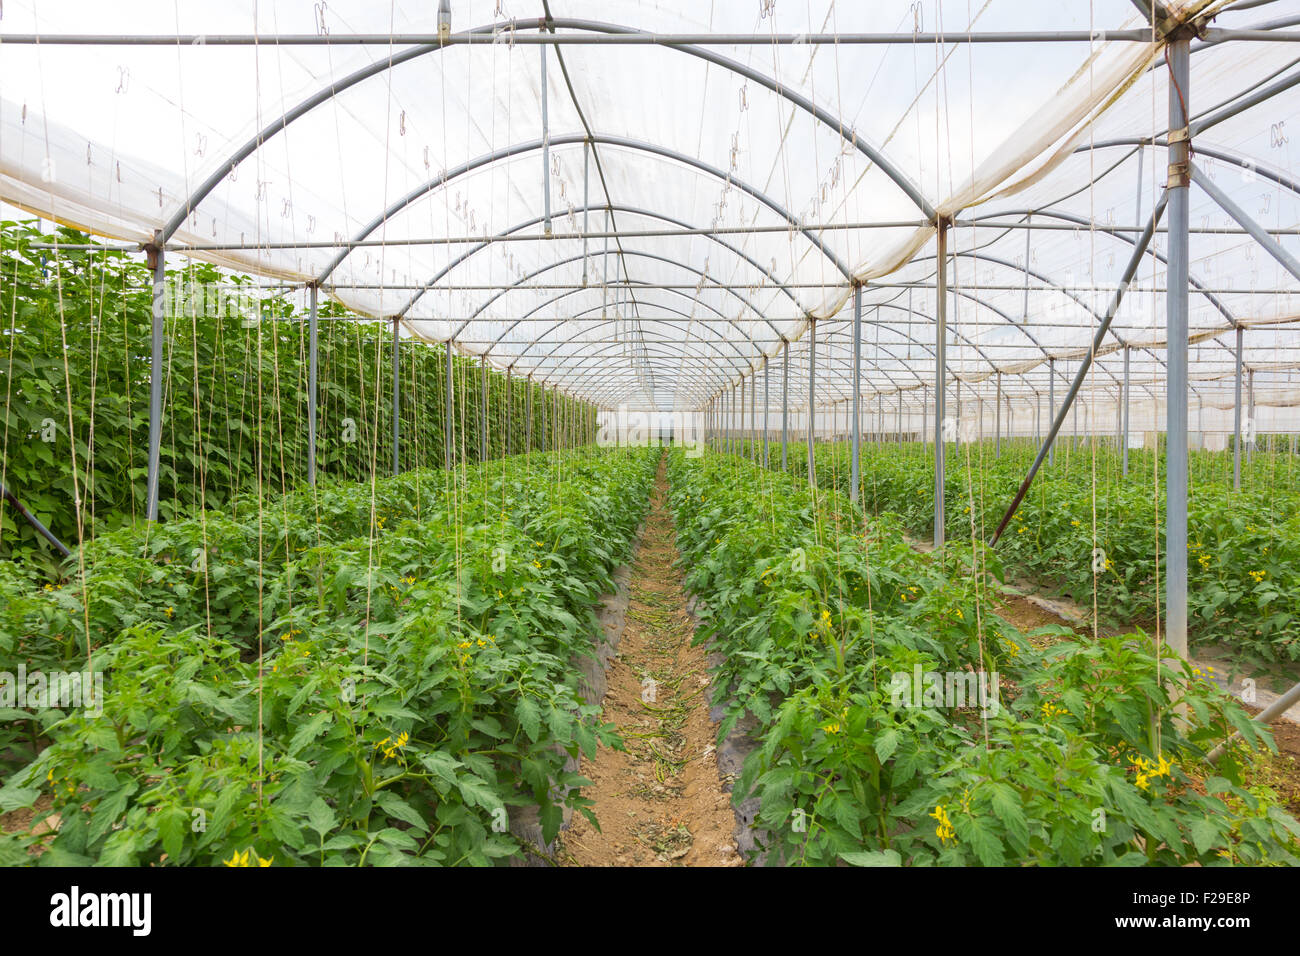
xmin=1166 ymin=126 xmax=1190 ymax=189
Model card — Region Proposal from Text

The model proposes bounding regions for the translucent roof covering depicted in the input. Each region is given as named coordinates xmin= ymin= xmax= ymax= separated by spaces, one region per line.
xmin=1 ymin=0 xmax=1298 ymax=417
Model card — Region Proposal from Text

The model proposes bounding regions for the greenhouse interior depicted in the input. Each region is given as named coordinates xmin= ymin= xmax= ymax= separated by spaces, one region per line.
xmin=1 ymin=0 xmax=1299 ymax=880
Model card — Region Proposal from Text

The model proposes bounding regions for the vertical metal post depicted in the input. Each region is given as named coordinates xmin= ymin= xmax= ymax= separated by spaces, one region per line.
xmin=540 ymin=42 xmax=552 ymax=235
xmin=581 ymin=140 xmax=590 ymax=286
xmin=505 ymin=367 xmax=513 ymax=456
xmin=146 ymin=235 xmax=165 ymax=522
xmin=807 ymin=321 xmax=817 ymax=487
xmin=526 ymin=376 xmax=534 ymax=452
xmin=934 ymin=220 xmax=948 ymax=551
xmin=1122 ymin=346 xmax=1131 ymax=476
xmin=749 ymin=365 xmax=756 ymax=461
xmin=307 ymin=283 xmax=319 ymax=486
xmin=392 ymin=318 xmax=401 ymax=476
xmin=764 ymin=358 xmax=770 ymax=467
xmin=995 ymin=372 xmax=1002 ymax=457
xmin=445 ymin=340 xmax=454 ymax=469
xmin=1233 ymin=328 xmax=1244 ymax=489
xmin=740 ymin=377 xmax=746 ymax=456
xmin=1166 ymin=30 xmax=1191 ymax=663
xmin=781 ymin=341 xmax=790 ymax=470
xmin=851 ymin=284 xmax=862 ymax=503
xmin=480 ymin=358 xmax=488 ymax=463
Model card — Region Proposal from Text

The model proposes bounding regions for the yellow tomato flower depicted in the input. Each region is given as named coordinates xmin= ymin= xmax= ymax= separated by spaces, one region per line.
xmin=930 ymin=804 xmax=957 ymax=845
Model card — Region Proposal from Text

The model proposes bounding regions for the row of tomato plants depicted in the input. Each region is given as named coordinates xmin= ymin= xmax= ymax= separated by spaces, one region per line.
xmin=668 ymin=448 xmax=1299 ymax=865
xmin=745 ymin=439 xmax=1300 ymax=672
xmin=0 ymin=221 xmax=596 ymax=569
xmin=0 ymin=446 xmax=656 ymax=865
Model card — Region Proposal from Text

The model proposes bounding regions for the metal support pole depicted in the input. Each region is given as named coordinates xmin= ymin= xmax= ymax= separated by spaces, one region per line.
xmin=526 ymin=377 xmax=534 ymax=452
xmin=307 ymin=283 xmax=319 ymax=485
xmin=145 ymin=235 xmax=165 ymax=522
xmin=988 ymin=194 xmax=1167 ymax=546
xmin=1233 ymin=337 xmax=1244 ymax=491
xmin=934 ymin=220 xmax=948 ymax=551
xmin=445 ymin=340 xmax=455 ymax=468
xmin=541 ymin=42 xmax=552 ymax=235
xmin=480 ymin=355 xmax=489 ymax=461
xmin=740 ymin=377 xmax=746 ymax=456
xmin=1190 ymin=164 xmax=1300 ymax=284
xmin=764 ymin=359 xmax=770 ymax=467
xmin=392 ymin=318 xmax=401 ymax=476
xmin=781 ymin=341 xmax=790 ymax=470
xmin=851 ymin=284 xmax=862 ymax=504
xmin=581 ymin=141 xmax=590 ymax=286
xmin=1206 ymin=678 xmax=1300 ymax=766
xmin=1122 ymin=346 xmax=1131 ymax=476
xmin=1166 ymin=30 xmax=1191 ymax=663
xmin=807 ymin=321 xmax=817 ymax=487
xmin=506 ymin=367 xmax=514 ymax=455
xmin=749 ymin=365 xmax=756 ymax=460
xmin=0 ymin=479 xmax=70 ymax=557
xmin=995 ymin=372 xmax=1002 ymax=457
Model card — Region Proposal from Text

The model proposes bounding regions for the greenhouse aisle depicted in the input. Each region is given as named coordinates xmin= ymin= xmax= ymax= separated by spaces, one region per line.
xmin=562 ymin=456 xmax=740 ymax=867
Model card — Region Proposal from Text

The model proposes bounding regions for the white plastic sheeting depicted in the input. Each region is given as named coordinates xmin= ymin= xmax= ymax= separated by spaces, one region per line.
xmin=1 ymin=0 xmax=1298 ymax=421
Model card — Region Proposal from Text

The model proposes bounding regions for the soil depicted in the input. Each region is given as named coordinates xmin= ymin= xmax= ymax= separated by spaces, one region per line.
xmin=1241 ymin=704 xmax=1300 ymax=819
xmin=560 ymin=456 xmax=740 ymax=867
xmin=0 ymin=791 xmax=55 ymax=857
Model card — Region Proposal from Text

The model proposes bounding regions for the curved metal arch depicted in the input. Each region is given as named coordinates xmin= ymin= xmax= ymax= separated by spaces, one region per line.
xmin=746 ymin=327 xmax=915 ymax=399
xmin=939 ymin=247 xmax=1160 ymax=387
xmin=543 ymin=345 xmax=757 ymax=405
xmin=547 ymin=342 xmax=738 ymax=405
xmin=496 ymin=301 xmax=771 ymax=379
xmin=1072 ymin=140 xmax=1300 ymax=199
xmin=160 ymin=16 xmax=932 ymax=244
xmin=496 ymin=285 xmax=929 ymax=402
xmin=399 ymin=202 xmax=806 ymax=320
xmin=904 ymin=249 xmax=1120 ymax=387
xmin=477 ymin=281 xmax=766 ymax=382
xmin=510 ymin=312 xmax=761 ymax=383
xmin=534 ymin=315 xmax=785 ymax=396
xmin=480 ymin=260 xmax=784 ymax=368
xmin=503 ymin=304 xmax=765 ymax=401
xmin=459 ymin=247 xmax=776 ymax=340
xmin=325 ymin=133 xmax=852 ymax=297
xmin=953 ymin=203 xmax=1245 ymax=385
xmin=972 ymin=205 xmax=1239 ymax=327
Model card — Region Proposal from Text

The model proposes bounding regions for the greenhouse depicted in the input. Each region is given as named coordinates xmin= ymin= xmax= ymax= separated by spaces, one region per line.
xmin=0 ymin=0 xmax=1299 ymax=882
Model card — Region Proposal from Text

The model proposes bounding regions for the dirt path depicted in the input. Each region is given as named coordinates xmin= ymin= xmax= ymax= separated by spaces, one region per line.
xmin=560 ymin=456 xmax=740 ymax=867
